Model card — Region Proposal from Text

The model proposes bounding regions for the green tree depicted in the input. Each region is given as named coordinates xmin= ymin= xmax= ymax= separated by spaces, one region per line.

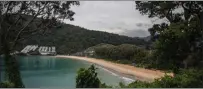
xmin=133 ymin=48 xmax=149 ymax=67
xmin=94 ymin=43 xmax=150 ymax=66
xmin=0 ymin=1 xmax=79 ymax=87
xmin=153 ymin=19 xmax=202 ymax=71
xmin=135 ymin=1 xmax=203 ymax=72
xmin=76 ymin=65 xmax=100 ymax=88
xmin=135 ymin=1 xmax=203 ymax=40
xmin=117 ymin=44 xmax=137 ymax=60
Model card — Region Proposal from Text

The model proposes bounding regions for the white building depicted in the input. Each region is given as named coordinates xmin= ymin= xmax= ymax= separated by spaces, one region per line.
xmin=21 ymin=45 xmax=56 ymax=56
xmin=39 ymin=46 xmax=56 ymax=56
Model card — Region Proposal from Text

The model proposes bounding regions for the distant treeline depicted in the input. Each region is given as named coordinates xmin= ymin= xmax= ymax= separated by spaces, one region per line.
xmin=91 ymin=44 xmax=150 ymax=67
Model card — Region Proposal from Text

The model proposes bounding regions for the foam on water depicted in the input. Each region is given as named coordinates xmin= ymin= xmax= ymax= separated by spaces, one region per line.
xmin=97 ymin=66 xmax=118 ymax=76
xmin=97 ymin=65 xmax=135 ymax=84
xmin=121 ymin=76 xmax=135 ymax=84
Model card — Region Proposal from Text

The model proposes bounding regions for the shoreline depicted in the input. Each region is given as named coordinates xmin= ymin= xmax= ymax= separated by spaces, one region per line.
xmin=55 ymin=55 xmax=173 ymax=82
xmin=93 ymin=62 xmax=136 ymax=83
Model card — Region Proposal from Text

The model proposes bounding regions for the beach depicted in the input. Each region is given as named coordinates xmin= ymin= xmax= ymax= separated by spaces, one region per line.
xmin=56 ymin=55 xmax=173 ymax=82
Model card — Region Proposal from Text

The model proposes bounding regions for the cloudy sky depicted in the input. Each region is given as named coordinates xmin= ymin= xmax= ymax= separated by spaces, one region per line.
xmin=64 ymin=1 xmax=159 ymax=37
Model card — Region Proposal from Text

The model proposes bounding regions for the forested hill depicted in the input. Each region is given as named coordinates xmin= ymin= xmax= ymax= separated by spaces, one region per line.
xmin=18 ymin=23 xmax=148 ymax=54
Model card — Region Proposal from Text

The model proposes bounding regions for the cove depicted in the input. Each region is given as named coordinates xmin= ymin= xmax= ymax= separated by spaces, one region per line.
xmin=0 ymin=56 xmax=134 ymax=88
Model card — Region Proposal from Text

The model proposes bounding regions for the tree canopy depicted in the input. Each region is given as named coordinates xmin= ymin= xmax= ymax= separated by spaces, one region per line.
xmin=0 ymin=1 xmax=79 ymax=87
xmin=135 ymin=1 xmax=203 ymax=71
xmin=76 ymin=65 xmax=100 ymax=88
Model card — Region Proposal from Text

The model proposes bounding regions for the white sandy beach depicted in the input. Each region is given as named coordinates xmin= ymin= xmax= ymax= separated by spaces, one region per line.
xmin=56 ymin=55 xmax=173 ymax=82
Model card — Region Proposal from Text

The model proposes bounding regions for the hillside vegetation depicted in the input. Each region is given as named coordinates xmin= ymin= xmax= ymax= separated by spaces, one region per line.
xmin=75 ymin=43 xmax=149 ymax=67
xmin=18 ymin=23 xmax=148 ymax=54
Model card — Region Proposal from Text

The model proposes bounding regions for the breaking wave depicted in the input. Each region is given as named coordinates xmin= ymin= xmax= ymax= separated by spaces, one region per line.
xmin=97 ymin=65 xmax=135 ymax=84
xmin=97 ymin=66 xmax=118 ymax=76
xmin=121 ymin=76 xmax=135 ymax=84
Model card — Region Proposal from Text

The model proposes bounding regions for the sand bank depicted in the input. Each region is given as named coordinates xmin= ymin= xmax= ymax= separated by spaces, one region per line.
xmin=56 ymin=55 xmax=173 ymax=82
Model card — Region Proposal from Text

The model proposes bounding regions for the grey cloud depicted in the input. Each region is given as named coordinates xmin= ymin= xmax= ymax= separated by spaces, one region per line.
xmin=136 ymin=23 xmax=152 ymax=28
xmin=64 ymin=1 xmax=153 ymax=37
xmin=136 ymin=23 xmax=143 ymax=27
xmin=119 ymin=29 xmax=150 ymax=37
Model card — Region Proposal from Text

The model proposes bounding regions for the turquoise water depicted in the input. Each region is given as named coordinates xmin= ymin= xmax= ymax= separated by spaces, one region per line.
xmin=0 ymin=56 xmax=134 ymax=88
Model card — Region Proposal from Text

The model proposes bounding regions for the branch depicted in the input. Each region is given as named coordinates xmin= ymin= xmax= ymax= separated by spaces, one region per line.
xmin=10 ymin=2 xmax=48 ymax=50
xmin=19 ymin=15 xmax=56 ymax=41
xmin=182 ymin=2 xmax=190 ymax=11
xmin=0 ymin=2 xmax=12 ymax=32
xmin=182 ymin=2 xmax=200 ymax=14
xmin=5 ymin=16 xmax=21 ymax=39
xmin=165 ymin=9 xmax=173 ymax=23
xmin=3 ymin=2 xmax=12 ymax=14
xmin=18 ymin=20 xmax=49 ymax=41
xmin=5 ymin=2 xmax=26 ymax=39
xmin=17 ymin=31 xmax=39 ymax=42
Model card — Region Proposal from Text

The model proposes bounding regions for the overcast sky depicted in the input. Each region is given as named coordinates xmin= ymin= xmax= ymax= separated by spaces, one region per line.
xmin=64 ymin=1 xmax=160 ymax=37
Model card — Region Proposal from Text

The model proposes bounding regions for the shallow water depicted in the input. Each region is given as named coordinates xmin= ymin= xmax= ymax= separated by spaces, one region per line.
xmin=0 ymin=56 xmax=135 ymax=88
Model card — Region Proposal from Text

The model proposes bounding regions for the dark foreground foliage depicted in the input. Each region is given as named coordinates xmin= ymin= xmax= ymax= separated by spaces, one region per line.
xmin=76 ymin=65 xmax=112 ymax=88
xmin=0 ymin=81 xmax=14 ymax=88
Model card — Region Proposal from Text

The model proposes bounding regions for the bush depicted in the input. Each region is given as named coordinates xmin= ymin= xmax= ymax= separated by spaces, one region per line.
xmin=99 ymin=83 xmax=112 ymax=88
xmin=0 ymin=81 xmax=15 ymax=88
xmin=76 ymin=65 xmax=113 ymax=88
xmin=76 ymin=65 xmax=100 ymax=88
xmin=118 ymin=82 xmax=128 ymax=88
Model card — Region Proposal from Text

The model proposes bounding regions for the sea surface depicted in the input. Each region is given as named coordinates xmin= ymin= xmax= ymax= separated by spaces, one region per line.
xmin=0 ymin=56 xmax=135 ymax=88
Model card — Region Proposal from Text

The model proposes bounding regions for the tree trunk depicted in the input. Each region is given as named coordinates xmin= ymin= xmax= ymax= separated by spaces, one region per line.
xmin=1 ymin=32 xmax=24 ymax=88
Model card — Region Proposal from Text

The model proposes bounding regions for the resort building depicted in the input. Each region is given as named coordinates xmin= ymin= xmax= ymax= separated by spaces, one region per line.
xmin=20 ymin=45 xmax=57 ymax=56
xmin=21 ymin=45 xmax=38 ymax=53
